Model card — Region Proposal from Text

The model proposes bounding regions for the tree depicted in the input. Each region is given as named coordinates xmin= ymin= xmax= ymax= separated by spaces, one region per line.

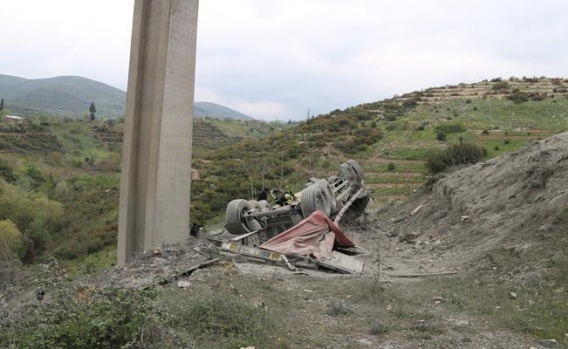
xmin=0 ymin=98 xmax=4 ymax=111
xmin=89 ymin=101 xmax=97 ymax=121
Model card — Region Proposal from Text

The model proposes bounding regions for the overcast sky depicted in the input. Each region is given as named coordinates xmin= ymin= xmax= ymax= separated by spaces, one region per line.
xmin=2 ymin=1 xmax=568 ymax=121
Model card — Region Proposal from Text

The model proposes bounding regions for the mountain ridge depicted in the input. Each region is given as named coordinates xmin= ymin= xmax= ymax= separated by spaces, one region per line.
xmin=0 ymin=74 xmax=252 ymax=120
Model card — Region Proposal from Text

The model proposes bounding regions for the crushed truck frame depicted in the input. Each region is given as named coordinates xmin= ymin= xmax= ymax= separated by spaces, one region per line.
xmin=224 ymin=159 xmax=370 ymax=240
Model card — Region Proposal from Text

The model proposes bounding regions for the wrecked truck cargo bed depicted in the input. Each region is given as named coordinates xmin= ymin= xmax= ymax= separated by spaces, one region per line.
xmin=218 ymin=211 xmax=364 ymax=274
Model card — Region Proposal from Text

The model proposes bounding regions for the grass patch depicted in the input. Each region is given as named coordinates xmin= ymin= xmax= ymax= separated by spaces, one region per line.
xmin=325 ymin=300 xmax=353 ymax=316
xmin=428 ymin=275 xmax=568 ymax=346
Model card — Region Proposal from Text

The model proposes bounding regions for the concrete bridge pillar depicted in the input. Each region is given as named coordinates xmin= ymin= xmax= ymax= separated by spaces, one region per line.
xmin=118 ymin=0 xmax=199 ymax=265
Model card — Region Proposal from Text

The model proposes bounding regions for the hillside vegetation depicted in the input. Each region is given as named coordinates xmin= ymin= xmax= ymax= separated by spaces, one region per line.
xmin=0 ymin=76 xmax=566 ymax=260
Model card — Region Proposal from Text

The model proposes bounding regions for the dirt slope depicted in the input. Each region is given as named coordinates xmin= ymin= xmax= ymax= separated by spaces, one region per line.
xmin=375 ymin=131 xmax=568 ymax=281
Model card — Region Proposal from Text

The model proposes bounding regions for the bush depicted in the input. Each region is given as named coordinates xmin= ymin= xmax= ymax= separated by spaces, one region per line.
xmin=508 ymin=89 xmax=529 ymax=103
xmin=334 ymin=138 xmax=368 ymax=154
xmin=492 ymin=81 xmax=510 ymax=90
xmin=0 ymin=159 xmax=16 ymax=183
xmin=0 ymin=219 xmax=24 ymax=259
xmin=0 ymin=286 xmax=165 ymax=349
xmin=425 ymin=140 xmax=486 ymax=173
xmin=436 ymin=131 xmax=447 ymax=142
xmin=387 ymin=163 xmax=396 ymax=172
xmin=435 ymin=123 xmax=466 ymax=134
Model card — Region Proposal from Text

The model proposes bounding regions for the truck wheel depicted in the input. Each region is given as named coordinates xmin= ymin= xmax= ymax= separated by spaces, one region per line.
xmin=346 ymin=159 xmax=364 ymax=183
xmin=339 ymin=160 xmax=364 ymax=186
xmin=225 ymin=199 xmax=262 ymax=235
xmin=315 ymin=179 xmax=336 ymax=211
xmin=301 ymin=185 xmax=331 ymax=217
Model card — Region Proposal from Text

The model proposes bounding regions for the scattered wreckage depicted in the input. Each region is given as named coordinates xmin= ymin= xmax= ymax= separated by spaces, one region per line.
xmin=209 ymin=160 xmax=371 ymax=274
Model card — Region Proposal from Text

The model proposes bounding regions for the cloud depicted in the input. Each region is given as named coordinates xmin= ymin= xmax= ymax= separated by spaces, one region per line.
xmin=3 ymin=0 xmax=568 ymax=120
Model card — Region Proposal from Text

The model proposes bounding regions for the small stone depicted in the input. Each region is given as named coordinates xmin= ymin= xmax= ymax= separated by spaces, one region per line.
xmin=432 ymin=296 xmax=444 ymax=303
xmin=386 ymin=304 xmax=393 ymax=312
xmin=540 ymin=339 xmax=558 ymax=347
xmin=509 ymin=292 xmax=517 ymax=299
xmin=177 ymin=280 xmax=191 ymax=288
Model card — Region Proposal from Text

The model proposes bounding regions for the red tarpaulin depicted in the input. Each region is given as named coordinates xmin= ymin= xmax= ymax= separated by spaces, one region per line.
xmin=259 ymin=211 xmax=354 ymax=260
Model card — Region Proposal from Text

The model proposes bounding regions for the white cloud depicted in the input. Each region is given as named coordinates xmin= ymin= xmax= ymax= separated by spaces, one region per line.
xmin=3 ymin=0 xmax=568 ymax=120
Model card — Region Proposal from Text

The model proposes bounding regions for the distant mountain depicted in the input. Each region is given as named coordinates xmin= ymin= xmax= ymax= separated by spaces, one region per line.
xmin=0 ymin=74 xmax=126 ymax=118
xmin=0 ymin=74 xmax=252 ymax=120
xmin=194 ymin=102 xmax=253 ymax=120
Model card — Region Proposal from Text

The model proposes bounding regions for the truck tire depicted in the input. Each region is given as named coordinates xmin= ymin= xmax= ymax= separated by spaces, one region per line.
xmin=301 ymin=185 xmax=331 ymax=217
xmin=225 ymin=199 xmax=262 ymax=235
xmin=346 ymin=159 xmax=364 ymax=183
xmin=315 ymin=179 xmax=336 ymax=211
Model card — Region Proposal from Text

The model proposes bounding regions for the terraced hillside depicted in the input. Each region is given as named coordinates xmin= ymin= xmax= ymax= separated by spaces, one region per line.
xmin=351 ymin=76 xmax=568 ymax=202
xmin=192 ymin=119 xmax=240 ymax=153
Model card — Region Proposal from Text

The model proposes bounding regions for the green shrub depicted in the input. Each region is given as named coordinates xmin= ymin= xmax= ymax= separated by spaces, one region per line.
xmin=492 ymin=81 xmax=510 ymax=90
xmin=508 ymin=89 xmax=529 ymax=103
xmin=0 ymin=219 xmax=24 ymax=259
xmin=170 ymin=291 xmax=281 ymax=348
xmin=0 ymin=287 xmax=164 ymax=349
xmin=334 ymin=138 xmax=368 ymax=154
xmin=436 ymin=131 xmax=447 ymax=142
xmin=425 ymin=140 xmax=486 ymax=173
xmin=435 ymin=123 xmax=466 ymax=134
xmin=0 ymin=159 xmax=16 ymax=183
xmin=386 ymin=122 xmax=397 ymax=131
xmin=387 ymin=163 xmax=396 ymax=172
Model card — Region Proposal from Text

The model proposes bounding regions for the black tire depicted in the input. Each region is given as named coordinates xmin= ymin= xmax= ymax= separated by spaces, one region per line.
xmin=338 ymin=163 xmax=357 ymax=185
xmin=225 ymin=199 xmax=262 ymax=235
xmin=346 ymin=159 xmax=364 ymax=183
xmin=301 ymin=185 xmax=331 ymax=217
xmin=316 ymin=179 xmax=336 ymax=211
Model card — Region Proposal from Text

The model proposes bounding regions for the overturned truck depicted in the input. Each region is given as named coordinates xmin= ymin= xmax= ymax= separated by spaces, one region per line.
xmin=225 ymin=160 xmax=370 ymax=237
xmin=220 ymin=160 xmax=370 ymax=273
